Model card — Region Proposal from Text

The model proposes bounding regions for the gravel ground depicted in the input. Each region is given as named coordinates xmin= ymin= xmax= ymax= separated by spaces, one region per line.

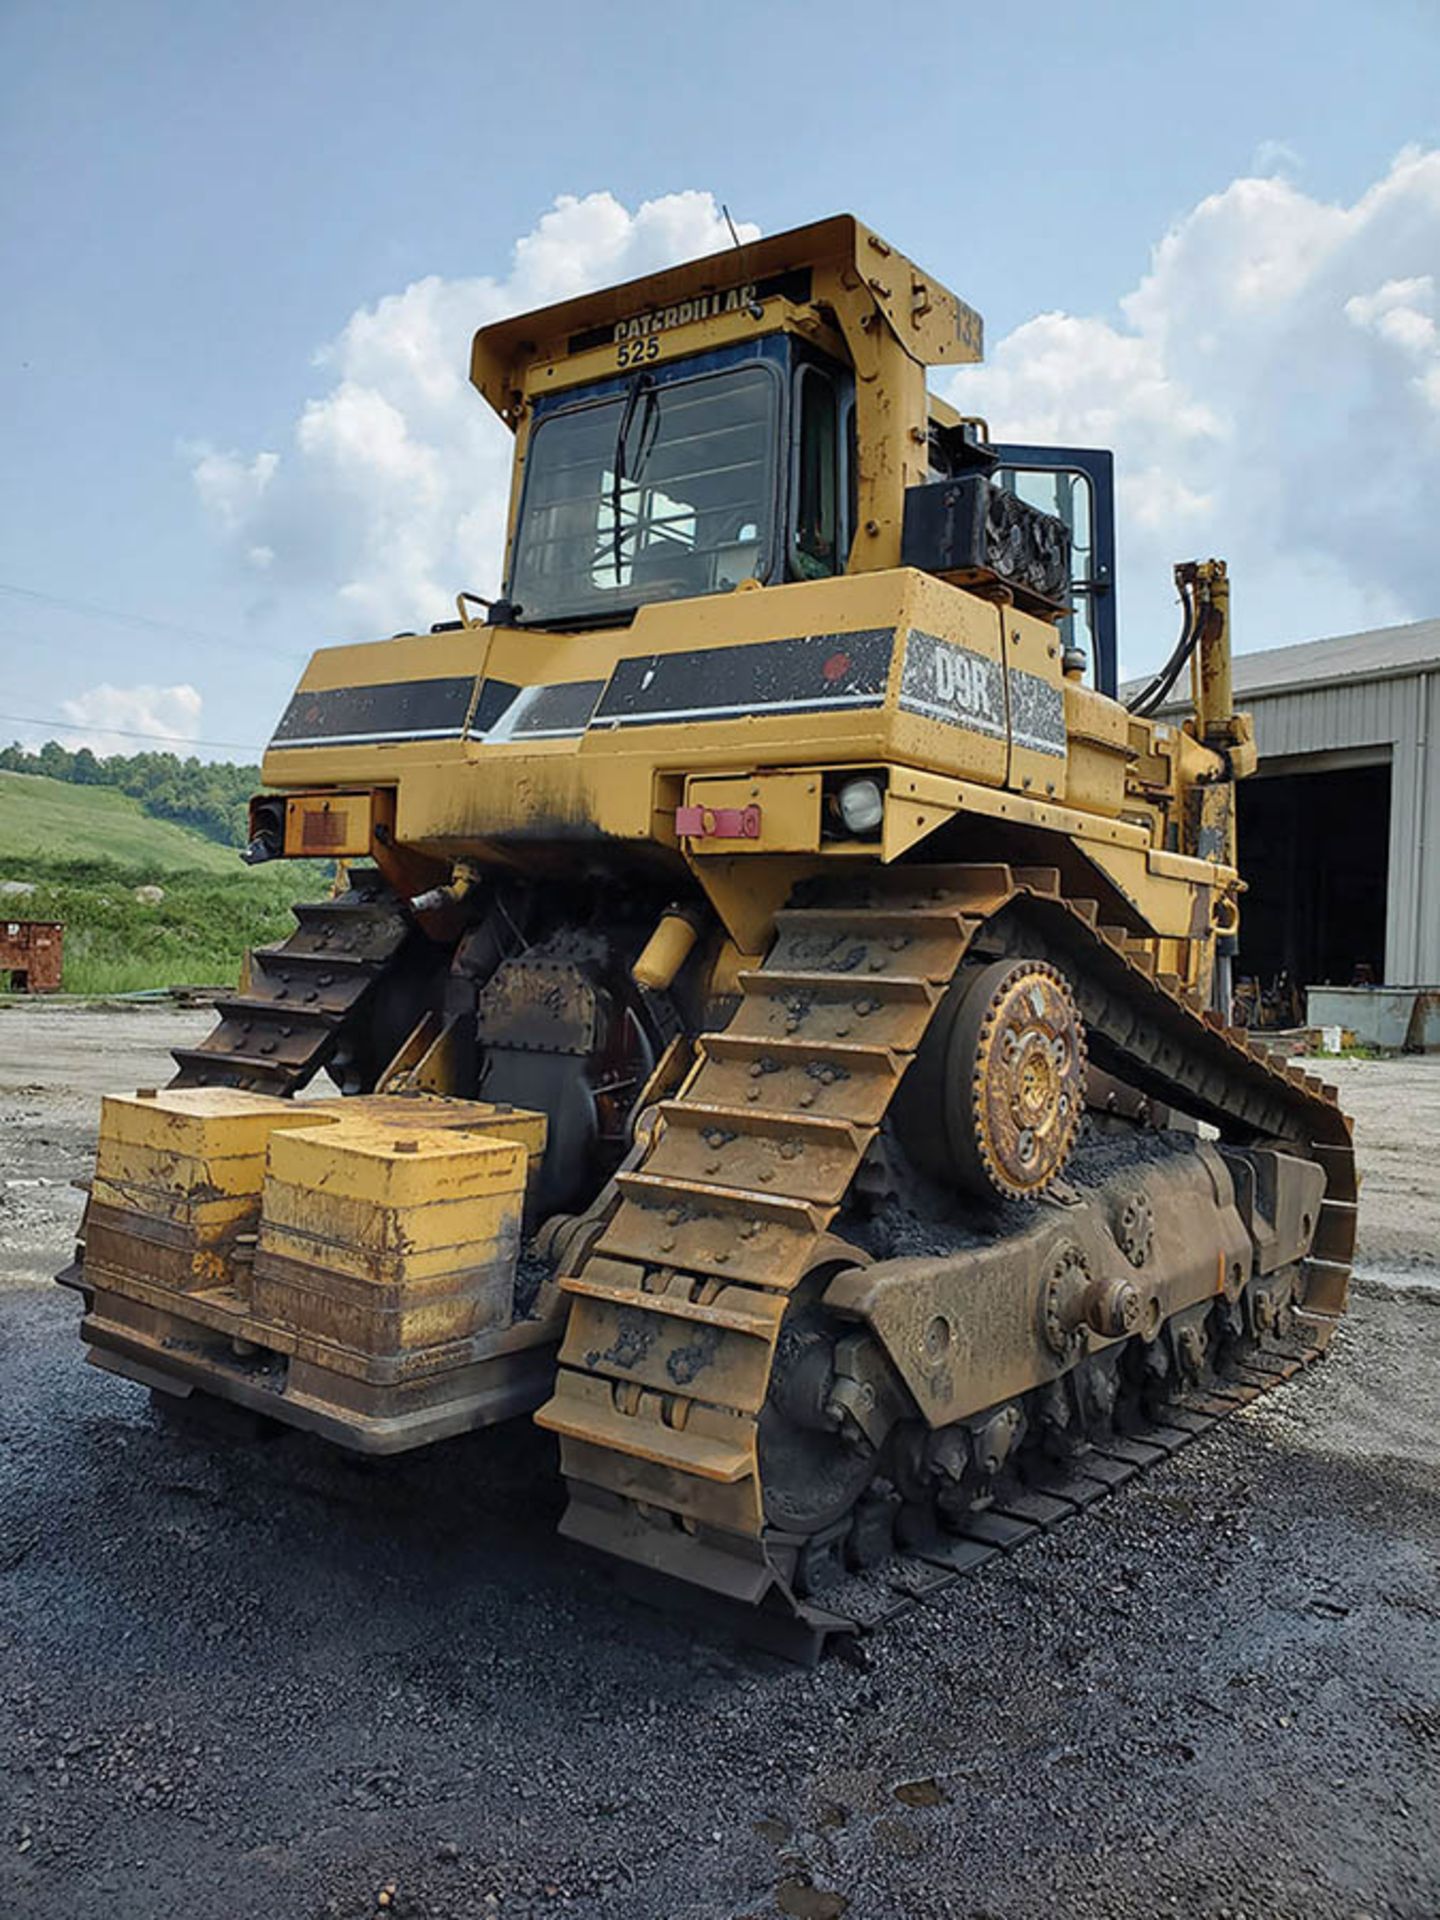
xmin=1 ymin=1006 xmax=1438 ymax=1920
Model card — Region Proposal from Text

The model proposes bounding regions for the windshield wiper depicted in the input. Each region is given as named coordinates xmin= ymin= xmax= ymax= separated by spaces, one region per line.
xmin=609 ymin=372 xmax=660 ymax=585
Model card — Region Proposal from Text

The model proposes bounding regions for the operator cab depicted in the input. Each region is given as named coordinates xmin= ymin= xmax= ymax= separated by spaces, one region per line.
xmin=505 ymin=336 xmax=853 ymax=628
xmin=473 ymin=215 xmax=1118 ymax=695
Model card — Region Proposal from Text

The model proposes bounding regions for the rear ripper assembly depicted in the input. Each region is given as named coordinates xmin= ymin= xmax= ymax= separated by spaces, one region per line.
xmin=62 ymin=216 xmax=1353 ymax=1659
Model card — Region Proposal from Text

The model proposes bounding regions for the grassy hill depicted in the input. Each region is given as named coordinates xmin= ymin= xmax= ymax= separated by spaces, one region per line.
xmin=0 ymin=768 xmax=244 ymax=873
xmin=0 ymin=770 xmax=323 ymax=994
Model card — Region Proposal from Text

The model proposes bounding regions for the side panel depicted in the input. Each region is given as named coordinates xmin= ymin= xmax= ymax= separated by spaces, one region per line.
xmin=1004 ymin=610 xmax=1070 ymax=800
xmin=256 ymin=573 xmax=1141 ymax=870
xmin=891 ymin=587 xmax=1008 ymax=788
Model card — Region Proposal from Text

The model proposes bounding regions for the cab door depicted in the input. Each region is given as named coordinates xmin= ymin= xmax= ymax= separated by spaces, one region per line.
xmin=992 ymin=445 xmax=1117 ymax=698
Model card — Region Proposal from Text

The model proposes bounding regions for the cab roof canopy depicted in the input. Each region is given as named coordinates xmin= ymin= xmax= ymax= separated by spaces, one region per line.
xmin=470 ymin=213 xmax=983 ymax=427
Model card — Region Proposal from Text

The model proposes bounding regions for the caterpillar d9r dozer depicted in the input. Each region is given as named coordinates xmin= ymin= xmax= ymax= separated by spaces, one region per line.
xmin=65 ymin=215 xmax=1356 ymax=1660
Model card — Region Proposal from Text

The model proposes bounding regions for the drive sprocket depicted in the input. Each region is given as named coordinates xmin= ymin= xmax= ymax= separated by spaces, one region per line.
xmin=898 ymin=955 xmax=1086 ymax=1200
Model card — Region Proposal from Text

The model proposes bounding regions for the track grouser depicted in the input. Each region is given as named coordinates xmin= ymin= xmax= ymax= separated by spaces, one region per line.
xmin=62 ymin=216 xmax=1356 ymax=1659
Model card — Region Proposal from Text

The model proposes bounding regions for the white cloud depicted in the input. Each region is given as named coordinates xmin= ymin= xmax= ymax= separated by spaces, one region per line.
xmin=948 ymin=147 xmax=1440 ymax=665
xmin=58 ymin=683 xmax=204 ymax=757
xmin=192 ymin=191 xmax=758 ymax=634
xmin=194 ymin=163 xmax=1440 ymax=673
xmin=191 ymin=448 xmax=278 ymax=532
xmin=1251 ymin=138 xmax=1303 ymax=180
xmin=1345 ymin=272 xmax=1440 ymax=415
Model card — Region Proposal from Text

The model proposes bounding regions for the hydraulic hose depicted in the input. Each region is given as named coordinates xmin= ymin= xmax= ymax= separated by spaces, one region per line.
xmin=1128 ymin=580 xmax=1207 ymax=718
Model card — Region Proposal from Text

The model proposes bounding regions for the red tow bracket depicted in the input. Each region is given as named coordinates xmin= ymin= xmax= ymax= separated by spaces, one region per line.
xmin=675 ymin=804 xmax=762 ymax=840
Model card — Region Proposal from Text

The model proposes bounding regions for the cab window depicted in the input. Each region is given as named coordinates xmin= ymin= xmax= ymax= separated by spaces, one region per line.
xmin=791 ymin=364 xmax=839 ymax=580
xmin=509 ymin=362 xmax=780 ymax=625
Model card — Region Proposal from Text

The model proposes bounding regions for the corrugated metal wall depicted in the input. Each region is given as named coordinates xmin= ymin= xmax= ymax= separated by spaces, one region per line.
xmin=1248 ymin=669 xmax=1440 ymax=985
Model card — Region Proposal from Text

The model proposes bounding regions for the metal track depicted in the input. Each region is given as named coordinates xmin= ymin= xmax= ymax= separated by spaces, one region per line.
xmin=609 ymin=1337 xmax=1329 ymax=1668
xmin=169 ymin=869 xmax=415 ymax=1097
xmin=538 ymin=862 xmax=1357 ymax=1661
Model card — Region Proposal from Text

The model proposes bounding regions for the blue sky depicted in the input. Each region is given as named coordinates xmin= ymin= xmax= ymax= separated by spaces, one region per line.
xmin=2 ymin=0 xmax=1438 ymax=760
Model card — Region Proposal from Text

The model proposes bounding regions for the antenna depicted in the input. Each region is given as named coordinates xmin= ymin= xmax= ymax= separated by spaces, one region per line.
xmin=721 ymin=203 xmax=743 ymax=250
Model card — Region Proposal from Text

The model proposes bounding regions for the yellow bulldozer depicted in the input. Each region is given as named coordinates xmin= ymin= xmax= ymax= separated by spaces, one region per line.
xmin=62 ymin=216 xmax=1355 ymax=1658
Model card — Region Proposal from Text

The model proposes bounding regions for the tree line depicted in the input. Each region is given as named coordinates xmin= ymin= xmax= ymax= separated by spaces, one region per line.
xmin=0 ymin=740 xmax=257 ymax=847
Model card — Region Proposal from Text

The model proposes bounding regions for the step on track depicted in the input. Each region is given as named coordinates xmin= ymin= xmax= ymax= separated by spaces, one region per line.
xmin=169 ymin=872 xmax=414 ymax=1097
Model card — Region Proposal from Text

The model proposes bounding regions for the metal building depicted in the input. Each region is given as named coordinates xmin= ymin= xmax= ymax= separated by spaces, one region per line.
xmin=1141 ymin=617 xmax=1440 ymax=1018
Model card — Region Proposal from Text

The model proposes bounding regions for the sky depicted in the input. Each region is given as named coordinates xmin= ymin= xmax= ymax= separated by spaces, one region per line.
xmin=2 ymin=0 xmax=1438 ymax=761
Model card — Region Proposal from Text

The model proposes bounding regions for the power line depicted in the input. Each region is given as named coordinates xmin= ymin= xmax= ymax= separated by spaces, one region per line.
xmin=0 ymin=711 xmax=265 ymax=755
xmin=0 ymin=581 xmax=311 ymax=664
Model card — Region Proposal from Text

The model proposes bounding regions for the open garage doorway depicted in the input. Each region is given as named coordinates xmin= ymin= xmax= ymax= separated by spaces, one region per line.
xmin=1235 ymin=756 xmax=1391 ymax=1023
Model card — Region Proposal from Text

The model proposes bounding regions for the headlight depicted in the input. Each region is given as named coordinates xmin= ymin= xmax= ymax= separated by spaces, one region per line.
xmin=837 ymin=776 xmax=884 ymax=837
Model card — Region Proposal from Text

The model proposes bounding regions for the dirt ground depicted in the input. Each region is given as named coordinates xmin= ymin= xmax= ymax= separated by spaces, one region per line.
xmin=1 ymin=1006 xmax=1437 ymax=1920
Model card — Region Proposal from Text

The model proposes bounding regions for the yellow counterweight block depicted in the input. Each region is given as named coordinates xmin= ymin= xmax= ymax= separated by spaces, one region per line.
xmin=78 ymin=1090 xmax=555 ymax=1450
xmin=86 ymin=1087 xmax=341 ymax=1296
xmin=253 ymin=1112 xmax=533 ymax=1358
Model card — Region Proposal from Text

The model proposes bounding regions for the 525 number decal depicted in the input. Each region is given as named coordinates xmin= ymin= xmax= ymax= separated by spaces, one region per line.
xmin=616 ymin=336 xmax=660 ymax=369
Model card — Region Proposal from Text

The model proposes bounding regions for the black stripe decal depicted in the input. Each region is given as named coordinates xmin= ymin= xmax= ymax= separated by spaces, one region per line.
xmin=470 ymin=677 xmax=522 ymax=736
xmin=487 ymin=679 xmax=606 ymax=740
xmin=268 ymin=628 xmax=898 ymax=751
xmin=591 ymin=628 xmax=895 ymax=729
xmin=270 ymin=675 xmax=475 ymax=748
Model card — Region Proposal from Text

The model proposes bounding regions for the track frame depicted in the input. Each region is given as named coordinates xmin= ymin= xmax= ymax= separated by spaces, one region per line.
xmin=537 ymin=862 xmax=1356 ymax=1658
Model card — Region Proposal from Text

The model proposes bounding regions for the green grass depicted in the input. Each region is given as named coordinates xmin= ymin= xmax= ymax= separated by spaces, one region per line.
xmin=0 ymin=771 xmax=327 ymax=994
xmin=0 ymin=768 xmax=244 ymax=872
